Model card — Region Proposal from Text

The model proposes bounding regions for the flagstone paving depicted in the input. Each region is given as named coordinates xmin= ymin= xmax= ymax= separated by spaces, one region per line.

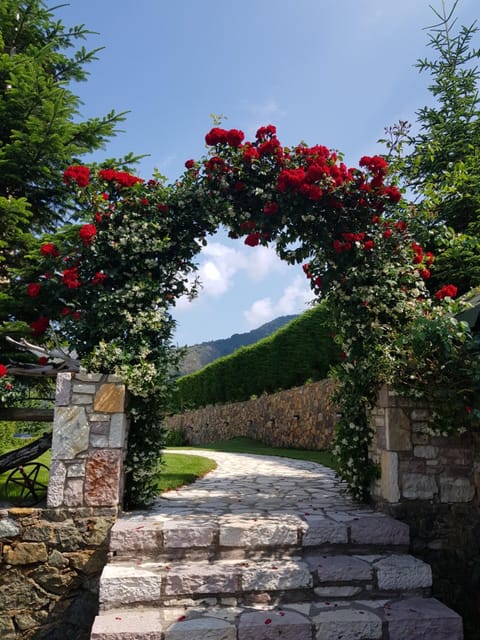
xmin=91 ymin=450 xmax=463 ymax=639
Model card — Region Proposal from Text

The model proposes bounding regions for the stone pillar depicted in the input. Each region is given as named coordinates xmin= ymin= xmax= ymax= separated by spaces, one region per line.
xmin=369 ymin=385 xmax=478 ymax=505
xmin=47 ymin=372 xmax=129 ymax=511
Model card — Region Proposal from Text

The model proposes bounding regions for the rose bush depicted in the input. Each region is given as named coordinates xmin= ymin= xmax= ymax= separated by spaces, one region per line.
xmin=3 ymin=125 xmax=479 ymax=504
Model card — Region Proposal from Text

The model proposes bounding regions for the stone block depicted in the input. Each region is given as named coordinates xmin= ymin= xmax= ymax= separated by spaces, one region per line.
xmin=91 ymin=610 xmax=163 ymax=640
xmin=385 ymin=407 xmax=411 ymax=451
xmin=302 ymin=515 xmax=348 ymax=545
xmin=66 ymin=461 xmax=86 ymax=477
xmin=401 ymin=473 xmax=438 ymax=500
xmin=380 ymin=451 xmax=400 ymax=503
xmin=439 ymin=476 xmax=475 ymax=503
xmin=109 ymin=413 xmax=128 ymax=448
xmin=90 ymin=434 xmax=109 ymax=448
xmin=0 ymin=519 xmax=20 ymax=538
xmin=386 ymin=596 xmax=463 ymax=640
xmin=63 ymin=479 xmax=84 ymax=507
xmin=75 ymin=372 xmax=103 ymax=383
xmin=72 ymin=383 xmax=96 ymax=394
xmin=99 ymin=565 xmax=162 ymax=606
xmin=51 ymin=406 xmax=89 ymax=459
xmin=5 ymin=542 xmax=48 ymax=564
xmin=46 ymin=460 xmax=67 ymax=508
xmin=85 ymin=450 xmax=122 ymax=507
xmin=374 ymin=554 xmax=431 ymax=590
xmin=413 ymin=445 xmax=438 ymax=459
xmin=72 ymin=394 xmax=94 ymax=405
xmin=313 ymin=606 xmax=382 ymax=640
xmin=308 ymin=554 xmax=372 ymax=582
xmin=219 ymin=516 xmax=298 ymax=548
xmin=94 ymin=384 xmax=126 ymax=413
xmin=55 ymin=373 xmax=72 ymax=406
xmin=163 ymin=521 xmax=216 ymax=548
xmin=164 ymin=563 xmax=238 ymax=595
xmin=90 ymin=421 xmax=109 ymax=435
xmin=314 ymin=585 xmax=362 ymax=597
xmin=168 ymin=616 xmax=236 ymax=640
xmin=349 ymin=515 xmax=409 ymax=546
xmin=241 ymin=560 xmax=312 ymax=591
xmin=110 ymin=519 xmax=163 ymax=554
xmin=239 ymin=609 xmax=312 ymax=640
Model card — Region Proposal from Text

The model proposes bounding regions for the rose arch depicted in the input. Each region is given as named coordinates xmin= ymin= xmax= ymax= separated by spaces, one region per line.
xmin=2 ymin=125 xmax=478 ymax=506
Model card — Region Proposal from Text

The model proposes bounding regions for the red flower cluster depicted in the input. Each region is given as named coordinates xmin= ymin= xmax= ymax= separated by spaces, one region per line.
xmin=0 ymin=364 xmax=8 ymax=377
xmin=205 ymin=127 xmax=245 ymax=147
xmin=98 ymin=169 xmax=143 ymax=188
xmin=40 ymin=243 xmax=59 ymax=257
xmin=30 ymin=316 xmax=49 ymax=336
xmin=62 ymin=267 xmax=81 ymax=289
xmin=63 ymin=165 xmax=90 ymax=187
xmin=263 ymin=202 xmax=279 ymax=215
xmin=92 ymin=272 xmax=108 ymax=285
xmin=435 ymin=284 xmax=458 ymax=300
xmin=79 ymin=224 xmax=97 ymax=245
xmin=26 ymin=283 xmax=41 ymax=297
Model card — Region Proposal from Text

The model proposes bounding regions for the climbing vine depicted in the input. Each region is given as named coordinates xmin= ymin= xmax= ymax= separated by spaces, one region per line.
xmin=2 ymin=124 xmax=479 ymax=503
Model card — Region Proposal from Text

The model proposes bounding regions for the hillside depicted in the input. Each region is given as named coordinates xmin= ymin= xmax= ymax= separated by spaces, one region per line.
xmin=177 ymin=315 xmax=298 ymax=376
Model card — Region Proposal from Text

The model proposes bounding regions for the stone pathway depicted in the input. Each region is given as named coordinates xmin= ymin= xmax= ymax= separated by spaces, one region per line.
xmin=90 ymin=450 xmax=463 ymax=639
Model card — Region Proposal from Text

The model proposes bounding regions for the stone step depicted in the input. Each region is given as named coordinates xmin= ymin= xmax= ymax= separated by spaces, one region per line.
xmin=98 ymin=553 xmax=432 ymax=609
xmin=91 ymin=596 xmax=463 ymax=639
xmin=109 ymin=511 xmax=410 ymax=561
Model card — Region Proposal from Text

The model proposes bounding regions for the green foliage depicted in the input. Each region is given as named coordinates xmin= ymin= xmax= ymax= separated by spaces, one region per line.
xmin=0 ymin=422 xmax=16 ymax=454
xmin=173 ymin=303 xmax=339 ymax=410
xmin=380 ymin=0 xmax=480 ymax=295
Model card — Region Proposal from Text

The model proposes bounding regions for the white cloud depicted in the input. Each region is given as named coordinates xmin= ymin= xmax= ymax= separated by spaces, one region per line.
xmin=244 ymin=276 xmax=315 ymax=328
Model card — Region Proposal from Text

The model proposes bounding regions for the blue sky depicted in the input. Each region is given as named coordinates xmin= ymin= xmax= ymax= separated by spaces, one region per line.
xmin=58 ymin=0 xmax=478 ymax=346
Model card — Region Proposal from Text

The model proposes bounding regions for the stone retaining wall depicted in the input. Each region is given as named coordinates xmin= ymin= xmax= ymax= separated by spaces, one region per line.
xmin=369 ymin=385 xmax=480 ymax=637
xmin=0 ymin=372 xmax=130 ymax=639
xmin=163 ymin=379 xmax=338 ymax=450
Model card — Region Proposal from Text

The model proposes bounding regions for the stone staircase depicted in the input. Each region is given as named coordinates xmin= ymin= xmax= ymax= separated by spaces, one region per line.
xmin=90 ymin=510 xmax=463 ymax=639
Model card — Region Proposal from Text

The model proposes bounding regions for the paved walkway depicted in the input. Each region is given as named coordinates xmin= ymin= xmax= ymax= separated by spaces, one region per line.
xmin=147 ymin=449 xmax=360 ymax=517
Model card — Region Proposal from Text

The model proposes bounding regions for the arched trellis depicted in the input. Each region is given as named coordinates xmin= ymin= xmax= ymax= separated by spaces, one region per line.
xmin=2 ymin=125 xmax=477 ymax=503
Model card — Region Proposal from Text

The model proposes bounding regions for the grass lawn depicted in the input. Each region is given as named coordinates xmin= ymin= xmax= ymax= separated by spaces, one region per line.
xmin=157 ymin=453 xmax=217 ymax=493
xmin=167 ymin=436 xmax=338 ymax=471
xmin=0 ymin=449 xmax=50 ymax=504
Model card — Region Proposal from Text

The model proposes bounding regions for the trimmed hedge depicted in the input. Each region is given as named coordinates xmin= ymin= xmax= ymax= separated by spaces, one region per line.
xmin=172 ymin=302 xmax=339 ymax=410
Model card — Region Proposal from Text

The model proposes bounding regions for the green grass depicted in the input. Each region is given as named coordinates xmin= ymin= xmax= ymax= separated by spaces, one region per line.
xmin=0 ymin=449 xmax=50 ymax=505
xmin=167 ymin=436 xmax=338 ymax=471
xmin=157 ymin=453 xmax=217 ymax=493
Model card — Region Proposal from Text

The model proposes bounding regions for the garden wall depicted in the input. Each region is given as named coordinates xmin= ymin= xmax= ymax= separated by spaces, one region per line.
xmin=163 ymin=378 xmax=338 ymax=450
xmin=0 ymin=372 xmax=129 ymax=640
xmin=369 ymin=385 xmax=480 ymax=636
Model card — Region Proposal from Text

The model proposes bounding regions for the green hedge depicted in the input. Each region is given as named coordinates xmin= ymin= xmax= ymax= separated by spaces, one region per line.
xmin=172 ymin=302 xmax=339 ymax=410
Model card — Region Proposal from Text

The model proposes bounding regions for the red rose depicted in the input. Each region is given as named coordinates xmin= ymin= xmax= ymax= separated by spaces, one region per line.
xmin=72 ymin=311 xmax=81 ymax=320
xmin=26 ymin=283 xmax=41 ymax=297
xmin=0 ymin=364 xmax=8 ymax=377
xmin=62 ymin=267 xmax=81 ymax=289
xmin=244 ymin=232 xmax=261 ymax=247
xmin=276 ymin=168 xmax=306 ymax=192
xmin=40 ymin=243 xmax=59 ymax=257
xmin=30 ymin=316 xmax=50 ymax=336
xmin=185 ymin=159 xmax=195 ymax=169
xmin=38 ymin=356 xmax=48 ymax=365
xmin=364 ymin=240 xmax=375 ymax=251
xmin=243 ymin=144 xmax=259 ymax=162
xmin=79 ymin=224 xmax=97 ymax=245
xmin=435 ymin=284 xmax=458 ymax=300
xmin=333 ymin=240 xmax=343 ymax=253
xmin=383 ymin=229 xmax=392 ymax=239
xmin=226 ymin=129 xmax=245 ymax=147
xmin=157 ymin=203 xmax=170 ymax=213
xmin=395 ymin=220 xmax=407 ymax=231
xmin=263 ymin=202 xmax=279 ymax=215
xmin=383 ymin=185 xmax=401 ymax=203
xmin=256 ymin=124 xmax=276 ymax=140
xmin=63 ymin=165 xmax=90 ymax=187
xmin=61 ymin=306 xmax=70 ymax=316
xmin=92 ymin=272 xmax=108 ymax=285
xmin=425 ymin=252 xmax=435 ymax=265
xmin=205 ymin=127 xmax=228 ymax=146
xmin=420 ymin=268 xmax=431 ymax=279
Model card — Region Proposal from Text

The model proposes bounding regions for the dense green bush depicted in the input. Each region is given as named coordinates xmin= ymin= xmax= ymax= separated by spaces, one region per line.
xmin=172 ymin=302 xmax=339 ymax=410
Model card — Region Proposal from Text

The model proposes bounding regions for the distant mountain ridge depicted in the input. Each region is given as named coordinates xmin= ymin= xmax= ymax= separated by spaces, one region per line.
xmin=178 ymin=315 xmax=298 ymax=376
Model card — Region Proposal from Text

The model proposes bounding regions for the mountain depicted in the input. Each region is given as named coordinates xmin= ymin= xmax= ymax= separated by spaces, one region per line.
xmin=177 ymin=315 xmax=298 ymax=376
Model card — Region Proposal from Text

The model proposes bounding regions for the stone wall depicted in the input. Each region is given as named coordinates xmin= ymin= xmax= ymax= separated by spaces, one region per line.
xmin=369 ymin=385 xmax=480 ymax=637
xmin=164 ymin=378 xmax=338 ymax=450
xmin=0 ymin=372 xmax=129 ymax=639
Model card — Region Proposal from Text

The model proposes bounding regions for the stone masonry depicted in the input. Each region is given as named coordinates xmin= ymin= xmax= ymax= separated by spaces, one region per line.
xmin=163 ymin=378 xmax=338 ymax=450
xmin=369 ymin=385 xmax=480 ymax=638
xmin=0 ymin=371 xmax=130 ymax=639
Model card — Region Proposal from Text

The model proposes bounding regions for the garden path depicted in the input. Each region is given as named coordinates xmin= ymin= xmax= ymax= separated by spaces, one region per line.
xmin=91 ymin=450 xmax=463 ymax=639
